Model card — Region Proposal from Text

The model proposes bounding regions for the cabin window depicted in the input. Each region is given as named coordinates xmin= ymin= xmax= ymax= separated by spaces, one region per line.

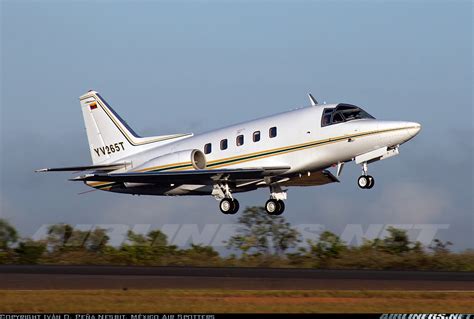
xmin=220 ymin=139 xmax=228 ymax=150
xmin=236 ymin=135 xmax=244 ymax=146
xmin=204 ymin=143 xmax=212 ymax=154
xmin=253 ymin=131 xmax=261 ymax=142
xmin=269 ymin=127 xmax=277 ymax=138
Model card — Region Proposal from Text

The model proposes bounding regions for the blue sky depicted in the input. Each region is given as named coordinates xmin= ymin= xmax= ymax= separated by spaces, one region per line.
xmin=1 ymin=1 xmax=472 ymax=249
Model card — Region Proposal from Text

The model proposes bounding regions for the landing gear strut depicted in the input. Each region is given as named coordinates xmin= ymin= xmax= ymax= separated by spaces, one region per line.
xmin=358 ymin=162 xmax=375 ymax=189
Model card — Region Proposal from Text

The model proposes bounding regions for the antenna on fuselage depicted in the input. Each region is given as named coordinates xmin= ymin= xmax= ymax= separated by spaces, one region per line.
xmin=308 ymin=93 xmax=318 ymax=106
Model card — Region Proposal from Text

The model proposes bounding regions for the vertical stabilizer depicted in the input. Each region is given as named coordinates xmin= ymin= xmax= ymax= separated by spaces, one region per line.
xmin=79 ymin=90 xmax=192 ymax=164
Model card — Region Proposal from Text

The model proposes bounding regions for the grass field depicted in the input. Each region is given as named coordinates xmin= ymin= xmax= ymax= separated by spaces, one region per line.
xmin=1 ymin=289 xmax=473 ymax=313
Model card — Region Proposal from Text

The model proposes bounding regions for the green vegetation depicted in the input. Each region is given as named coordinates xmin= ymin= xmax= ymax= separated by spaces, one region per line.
xmin=1 ymin=206 xmax=473 ymax=270
xmin=1 ymin=289 xmax=473 ymax=313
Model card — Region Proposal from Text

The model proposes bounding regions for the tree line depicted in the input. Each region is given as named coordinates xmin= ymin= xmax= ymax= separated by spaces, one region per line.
xmin=0 ymin=207 xmax=472 ymax=271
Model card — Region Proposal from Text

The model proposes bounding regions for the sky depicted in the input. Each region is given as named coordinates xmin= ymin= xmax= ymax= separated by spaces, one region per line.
xmin=1 ymin=1 xmax=472 ymax=250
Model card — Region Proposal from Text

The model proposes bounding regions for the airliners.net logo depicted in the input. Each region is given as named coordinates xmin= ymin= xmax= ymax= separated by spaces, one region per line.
xmin=380 ymin=314 xmax=472 ymax=319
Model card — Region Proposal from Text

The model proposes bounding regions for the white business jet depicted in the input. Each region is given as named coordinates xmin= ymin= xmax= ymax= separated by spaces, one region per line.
xmin=37 ymin=91 xmax=421 ymax=215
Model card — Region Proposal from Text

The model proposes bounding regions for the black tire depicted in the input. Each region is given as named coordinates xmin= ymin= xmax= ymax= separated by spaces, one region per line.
xmin=265 ymin=199 xmax=279 ymax=215
xmin=358 ymin=175 xmax=369 ymax=189
xmin=229 ymin=199 xmax=240 ymax=214
xmin=219 ymin=198 xmax=233 ymax=214
xmin=367 ymin=175 xmax=375 ymax=189
xmin=275 ymin=200 xmax=285 ymax=215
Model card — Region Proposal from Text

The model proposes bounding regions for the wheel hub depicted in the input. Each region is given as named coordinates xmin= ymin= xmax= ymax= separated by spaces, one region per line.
xmin=220 ymin=200 xmax=230 ymax=212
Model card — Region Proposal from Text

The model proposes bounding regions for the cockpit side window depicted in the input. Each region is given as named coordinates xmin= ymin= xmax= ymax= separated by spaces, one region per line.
xmin=322 ymin=108 xmax=333 ymax=126
xmin=321 ymin=104 xmax=374 ymax=127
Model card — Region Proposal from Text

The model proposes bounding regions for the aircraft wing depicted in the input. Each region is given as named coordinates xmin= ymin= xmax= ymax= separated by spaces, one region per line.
xmin=71 ymin=166 xmax=291 ymax=185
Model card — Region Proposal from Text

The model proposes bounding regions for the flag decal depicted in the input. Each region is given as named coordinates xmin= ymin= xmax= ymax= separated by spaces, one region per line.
xmin=90 ymin=102 xmax=97 ymax=110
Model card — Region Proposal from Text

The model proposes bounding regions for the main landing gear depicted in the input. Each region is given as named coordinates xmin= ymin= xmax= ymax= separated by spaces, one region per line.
xmin=213 ymin=184 xmax=240 ymax=214
xmin=358 ymin=162 xmax=375 ymax=189
xmin=265 ymin=199 xmax=285 ymax=215
xmin=264 ymin=183 xmax=286 ymax=215
xmin=219 ymin=198 xmax=240 ymax=215
xmin=213 ymin=182 xmax=287 ymax=215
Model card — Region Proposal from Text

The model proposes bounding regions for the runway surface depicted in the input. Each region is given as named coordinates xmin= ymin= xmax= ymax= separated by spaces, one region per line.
xmin=1 ymin=265 xmax=473 ymax=290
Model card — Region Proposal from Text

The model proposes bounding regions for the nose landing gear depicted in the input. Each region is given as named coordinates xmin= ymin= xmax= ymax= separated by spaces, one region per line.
xmin=358 ymin=175 xmax=374 ymax=189
xmin=358 ymin=162 xmax=375 ymax=189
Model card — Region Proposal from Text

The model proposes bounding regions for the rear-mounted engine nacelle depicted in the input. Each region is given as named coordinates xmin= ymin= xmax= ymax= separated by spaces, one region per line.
xmin=137 ymin=149 xmax=207 ymax=171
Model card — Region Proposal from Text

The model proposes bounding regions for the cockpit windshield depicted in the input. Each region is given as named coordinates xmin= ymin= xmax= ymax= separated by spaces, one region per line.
xmin=321 ymin=103 xmax=375 ymax=127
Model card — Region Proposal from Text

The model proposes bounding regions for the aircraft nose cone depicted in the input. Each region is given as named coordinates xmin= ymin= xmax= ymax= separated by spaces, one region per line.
xmin=406 ymin=122 xmax=422 ymax=138
xmin=376 ymin=121 xmax=421 ymax=146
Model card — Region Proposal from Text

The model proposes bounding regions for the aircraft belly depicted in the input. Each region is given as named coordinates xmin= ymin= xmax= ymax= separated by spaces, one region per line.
xmin=283 ymin=173 xmax=336 ymax=187
xmin=106 ymin=183 xmax=212 ymax=196
xmin=164 ymin=184 xmax=212 ymax=195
